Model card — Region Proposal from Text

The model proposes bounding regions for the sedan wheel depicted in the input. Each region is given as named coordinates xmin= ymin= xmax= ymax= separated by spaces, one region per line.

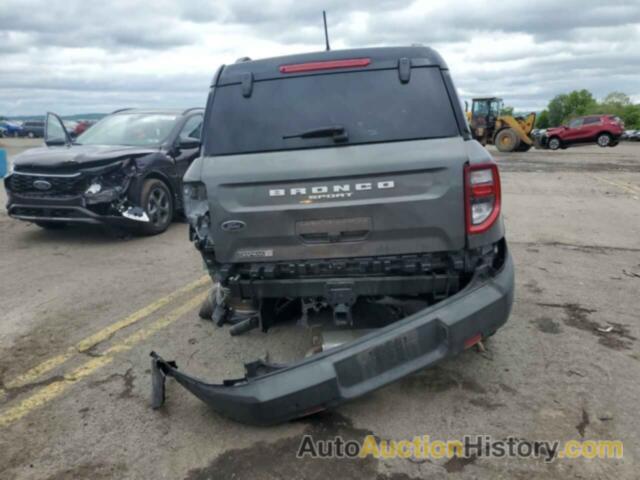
xmin=548 ymin=137 xmax=561 ymax=150
xmin=147 ymin=186 xmax=171 ymax=228
xmin=597 ymin=133 xmax=611 ymax=147
xmin=137 ymin=179 xmax=173 ymax=235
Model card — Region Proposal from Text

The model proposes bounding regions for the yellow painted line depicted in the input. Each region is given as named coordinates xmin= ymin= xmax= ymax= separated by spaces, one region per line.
xmin=4 ymin=276 xmax=209 ymax=390
xmin=588 ymin=174 xmax=640 ymax=197
xmin=0 ymin=291 xmax=207 ymax=428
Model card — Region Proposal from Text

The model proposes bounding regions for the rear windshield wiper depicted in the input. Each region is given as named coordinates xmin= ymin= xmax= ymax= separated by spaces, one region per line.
xmin=283 ymin=125 xmax=348 ymax=143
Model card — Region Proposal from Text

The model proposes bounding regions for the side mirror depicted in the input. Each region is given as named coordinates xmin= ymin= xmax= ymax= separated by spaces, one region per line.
xmin=45 ymin=112 xmax=72 ymax=147
xmin=177 ymin=137 xmax=200 ymax=150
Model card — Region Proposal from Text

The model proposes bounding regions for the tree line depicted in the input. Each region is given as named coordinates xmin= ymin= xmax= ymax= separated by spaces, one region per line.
xmin=534 ymin=90 xmax=639 ymax=129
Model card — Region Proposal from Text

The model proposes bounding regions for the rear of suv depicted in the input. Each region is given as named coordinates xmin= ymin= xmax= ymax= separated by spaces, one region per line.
xmin=544 ymin=115 xmax=624 ymax=150
xmin=152 ymin=46 xmax=514 ymax=425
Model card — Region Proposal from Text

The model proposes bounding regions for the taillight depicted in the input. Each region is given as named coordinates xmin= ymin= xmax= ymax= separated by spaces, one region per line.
xmin=279 ymin=58 xmax=370 ymax=73
xmin=465 ymin=163 xmax=501 ymax=234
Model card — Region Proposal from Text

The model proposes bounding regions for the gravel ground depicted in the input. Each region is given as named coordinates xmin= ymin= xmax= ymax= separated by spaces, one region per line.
xmin=0 ymin=138 xmax=639 ymax=479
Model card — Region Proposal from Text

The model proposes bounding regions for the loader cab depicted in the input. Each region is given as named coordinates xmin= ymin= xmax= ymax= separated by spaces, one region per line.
xmin=470 ymin=97 xmax=503 ymax=129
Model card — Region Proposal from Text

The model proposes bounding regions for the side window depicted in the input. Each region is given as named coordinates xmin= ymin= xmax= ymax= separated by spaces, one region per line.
xmin=179 ymin=115 xmax=203 ymax=140
xmin=583 ymin=117 xmax=600 ymax=125
xmin=472 ymin=101 xmax=488 ymax=115
xmin=568 ymin=118 xmax=583 ymax=128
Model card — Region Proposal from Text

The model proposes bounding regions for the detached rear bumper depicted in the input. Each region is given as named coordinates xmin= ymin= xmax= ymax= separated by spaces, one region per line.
xmin=151 ymin=246 xmax=514 ymax=426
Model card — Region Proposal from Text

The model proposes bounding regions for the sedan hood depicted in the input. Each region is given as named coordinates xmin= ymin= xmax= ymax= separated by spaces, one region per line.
xmin=12 ymin=144 xmax=159 ymax=171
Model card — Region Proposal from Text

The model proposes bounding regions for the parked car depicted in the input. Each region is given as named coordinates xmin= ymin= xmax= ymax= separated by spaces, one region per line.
xmin=543 ymin=115 xmax=624 ymax=150
xmin=4 ymin=107 xmax=203 ymax=234
xmin=21 ymin=120 xmax=45 ymax=138
xmin=631 ymin=131 xmax=640 ymax=141
xmin=0 ymin=121 xmax=24 ymax=137
xmin=63 ymin=120 xmax=78 ymax=134
xmin=151 ymin=46 xmax=515 ymax=425
xmin=0 ymin=125 xmax=7 ymax=138
xmin=74 ymin=120 xmax=96 ymax=136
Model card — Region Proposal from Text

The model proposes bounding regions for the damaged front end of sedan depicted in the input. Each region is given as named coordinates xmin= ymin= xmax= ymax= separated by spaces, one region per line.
xmin=4 ymin=108 xmax=204 ymax=233
xmin=5 ymin=155 xmax=155 ymax=228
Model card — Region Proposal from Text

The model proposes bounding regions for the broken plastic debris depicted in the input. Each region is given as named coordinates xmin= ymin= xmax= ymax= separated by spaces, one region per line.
xmin=122 ymin=206 xmax=150 ymax=222
xmin=85 ymin=182 xmax=102 ymax=195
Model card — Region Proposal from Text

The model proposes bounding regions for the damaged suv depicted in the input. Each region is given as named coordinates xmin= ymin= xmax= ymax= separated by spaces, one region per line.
xmin=152 ymin=46 xmax=514 ymax=425
xmin=5 ymin=108 xmax=203 ymax=234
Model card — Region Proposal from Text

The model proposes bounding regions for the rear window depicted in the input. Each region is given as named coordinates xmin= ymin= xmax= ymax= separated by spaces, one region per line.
xmin=204 ymin=67 xmax=459 ymax=156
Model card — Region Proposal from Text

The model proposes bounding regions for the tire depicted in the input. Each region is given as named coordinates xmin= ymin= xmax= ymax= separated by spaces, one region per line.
xmin=137 ymin=179 xmax=173 ymax=235
xmin=27 ymin=131 xmax=35 ymax=138
xmin=495 ymin=129 xmax=520 ymax=152
xmin=198 ymin=289 xmax=217 ymax=320
xmin=608 ymin=141 xmax=618 ymax=147
xmin=35 ymin=221 xmax=67 ymax=230
xmin=548 ymin=136 xmax=561 ymax=150
xmin=596 ymin=133 xmax=611 ymax=147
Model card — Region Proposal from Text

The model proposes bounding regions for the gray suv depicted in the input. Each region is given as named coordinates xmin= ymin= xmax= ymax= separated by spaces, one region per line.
xmin=151 ymin=46 xmax=515 ymax=425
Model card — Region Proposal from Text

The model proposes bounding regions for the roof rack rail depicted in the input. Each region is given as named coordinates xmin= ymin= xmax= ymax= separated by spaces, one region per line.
xmin=182 ymin=107 xmax=204 ymax=115
xmin=235 ymin=57 xmax=251 ymax=63
xmin=111 ymin=108 xmax=134 ymax=114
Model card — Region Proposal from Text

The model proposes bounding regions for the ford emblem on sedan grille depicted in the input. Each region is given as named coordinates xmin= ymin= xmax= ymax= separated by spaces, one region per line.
xmin=221 ymin=220 xmax=246 ymax=232
xmin=33 ymin=180 xmax=52 ymax=191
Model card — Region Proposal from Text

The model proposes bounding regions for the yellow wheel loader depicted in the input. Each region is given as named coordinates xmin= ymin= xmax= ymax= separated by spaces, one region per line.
xmin=465 ymin=97 xmax=536 ymax=152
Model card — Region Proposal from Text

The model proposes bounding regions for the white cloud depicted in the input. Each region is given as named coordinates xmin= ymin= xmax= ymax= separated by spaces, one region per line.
xmin=0 ymin=0 xmax=639 ymax=115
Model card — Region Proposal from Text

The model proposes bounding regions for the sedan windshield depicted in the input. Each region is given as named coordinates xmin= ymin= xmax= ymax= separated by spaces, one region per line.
xmin=76 ymin=113 xmax=178 ymax=147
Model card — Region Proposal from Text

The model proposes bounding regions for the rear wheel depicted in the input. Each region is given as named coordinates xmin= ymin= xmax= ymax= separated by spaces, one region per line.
xmin=137 ymin=179 xmax=173 ymax=235
xmin=495 ymin=129 xmax=520 ymax=152
xmin=548 ymin=136 xmax=561 ymax=150
xmin=596 ymin=133 xmax=611 ymax=147
xmin=198 ymin=289 xmax=217 ymax=320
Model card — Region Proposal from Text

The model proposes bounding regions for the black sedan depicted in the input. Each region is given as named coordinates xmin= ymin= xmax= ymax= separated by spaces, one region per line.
xmin=4 ymin=108 xmax=203 ymax=235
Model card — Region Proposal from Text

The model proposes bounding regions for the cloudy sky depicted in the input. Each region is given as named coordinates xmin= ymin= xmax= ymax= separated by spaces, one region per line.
xmin=1 ymin=0 xmax=639 ymax=116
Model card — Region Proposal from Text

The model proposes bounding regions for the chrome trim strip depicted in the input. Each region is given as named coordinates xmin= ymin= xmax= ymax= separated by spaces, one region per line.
xmin=13 ymin=171 xmax=82 ymax=178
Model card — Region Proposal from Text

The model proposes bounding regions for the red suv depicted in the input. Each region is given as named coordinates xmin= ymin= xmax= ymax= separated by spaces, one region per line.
xmin=545 ymin=115 xmax=624 ymax=150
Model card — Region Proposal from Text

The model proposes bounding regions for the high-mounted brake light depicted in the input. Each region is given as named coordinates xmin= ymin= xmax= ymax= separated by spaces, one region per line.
xmin=464 ymin=163 xmax=501 ymax=234
xmin=279 ymin=58 xmax=371 ymax=73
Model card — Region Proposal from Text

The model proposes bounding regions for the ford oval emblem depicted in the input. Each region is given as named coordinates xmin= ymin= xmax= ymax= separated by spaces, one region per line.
xmin=221 ymin=220 xmax=246 ymax=232
xmin=33 ymin=180 xmax=52 ymax=191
